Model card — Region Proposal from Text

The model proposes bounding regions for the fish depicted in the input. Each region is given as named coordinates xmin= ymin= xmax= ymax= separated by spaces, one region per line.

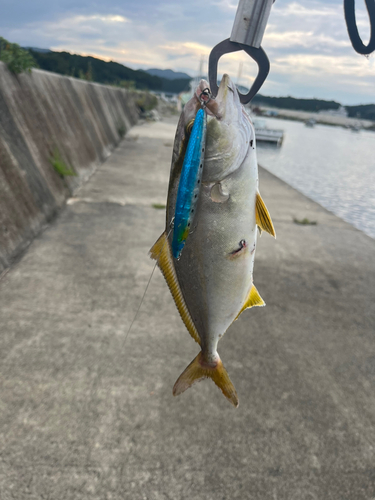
xmin=150 ymin=74 xmax=275 ymax=407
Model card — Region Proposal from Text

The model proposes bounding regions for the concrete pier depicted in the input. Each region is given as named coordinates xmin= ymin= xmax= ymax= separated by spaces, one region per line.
xmin=0 ymin=117 xmax=375 ymax=499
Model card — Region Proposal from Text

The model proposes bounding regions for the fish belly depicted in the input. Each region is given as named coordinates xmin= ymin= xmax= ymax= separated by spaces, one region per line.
xmin=173 ymin=143 xmax=258 ymax=356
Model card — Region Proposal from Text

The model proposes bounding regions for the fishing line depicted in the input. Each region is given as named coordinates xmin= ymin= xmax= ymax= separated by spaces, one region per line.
xmin=121 ymin=258 xmax=158 ymax=348
xmin=121 ymin=226 xmax=173 ymax=349
xmin=79 ymin=227 xmax=173 ymax=467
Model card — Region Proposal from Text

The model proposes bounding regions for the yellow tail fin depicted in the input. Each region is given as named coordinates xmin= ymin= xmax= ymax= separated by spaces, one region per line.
xmin=173 ymin=352 xmax=239 ymax=407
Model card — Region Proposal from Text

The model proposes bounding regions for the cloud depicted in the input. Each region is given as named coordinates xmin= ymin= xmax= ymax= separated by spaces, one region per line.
xmin=210 ymin=0 xmax=238 ymax=11
xmin=0 ymin=0 xmax=373 ymax=104
xmin=274 ymin=2 xmax=338 ymax=18
xmin=74 ymin=15 xmax=129 ymax=24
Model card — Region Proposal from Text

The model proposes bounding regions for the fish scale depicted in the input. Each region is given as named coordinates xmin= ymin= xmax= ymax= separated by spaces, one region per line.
xmin=171 ymin=108 xmax=206 ymax=259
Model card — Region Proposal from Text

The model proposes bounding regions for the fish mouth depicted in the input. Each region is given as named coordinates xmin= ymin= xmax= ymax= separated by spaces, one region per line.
xmin=190 ymin=73 xmax=251 ymax=182
xmin=217 ymin=74 xmax=237 ymax=98
xmin=194 ymin=79 xmax=219 ymax=118
xmin=215 ymin=74 xmax=241 ymax=122
xmin=193 ymin=75 xmax=240 ymax=120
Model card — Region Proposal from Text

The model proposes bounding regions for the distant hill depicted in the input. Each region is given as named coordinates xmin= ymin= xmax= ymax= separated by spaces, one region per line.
xmin=146 ymin=68 xmax=191 ymax=80
xmin=345 ymin=103 xmax=375 ymax=121
xmin=19 ymin=49 xmax=375 ymax=119
xmin=23 ymin=47 xmax=51 ymax=53
xmin=252 ymin=94 xmax=341 ymax=113
xmin=252 ymin=94 xmax=375 ymax=121
xmin=27 ymin=50 xmax=191 ymax=93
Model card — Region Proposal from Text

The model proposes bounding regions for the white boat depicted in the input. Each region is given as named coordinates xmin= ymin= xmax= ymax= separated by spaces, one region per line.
xmin=252 ymin=117 xmax=284 ymax=146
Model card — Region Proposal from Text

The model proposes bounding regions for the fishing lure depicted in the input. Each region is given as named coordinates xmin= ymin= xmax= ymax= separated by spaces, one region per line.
xmin=171 ymin=106 xmax=207 ymax=259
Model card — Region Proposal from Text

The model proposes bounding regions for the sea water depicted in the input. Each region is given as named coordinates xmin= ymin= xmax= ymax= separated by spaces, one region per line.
xmin=256 ymin=117 xmax=375 ymax=239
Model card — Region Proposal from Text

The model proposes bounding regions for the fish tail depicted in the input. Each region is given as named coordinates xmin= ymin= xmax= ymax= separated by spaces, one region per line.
xmin=172 ymin=352 xmax=239 ymax=407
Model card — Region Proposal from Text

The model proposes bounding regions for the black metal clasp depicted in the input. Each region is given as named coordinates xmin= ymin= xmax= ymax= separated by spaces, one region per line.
xmin=344 ymin=0 xmax=375 ymax=55
xmin=208 ymin=38 xmax=270 ymax=105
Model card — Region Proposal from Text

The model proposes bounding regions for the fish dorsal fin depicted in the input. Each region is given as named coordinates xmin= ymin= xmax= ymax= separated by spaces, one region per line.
xmin=256 ymin=191 xmax=276 ymax=238
xmin=235 ymin=283 xmax=265 ymax=320
xmin=150 ymin=232 xmax=201 ymax=346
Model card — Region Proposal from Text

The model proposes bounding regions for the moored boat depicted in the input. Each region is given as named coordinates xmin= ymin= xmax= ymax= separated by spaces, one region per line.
xmin=251 ymin=117 xmax=284 ymax=146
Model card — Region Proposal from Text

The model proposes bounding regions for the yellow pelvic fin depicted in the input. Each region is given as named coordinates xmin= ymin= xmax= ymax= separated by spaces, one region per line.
xmin=235 ymin=283 xmax=265 ymax=320
xmin=149 ymin=232 xmax=201 ymax=346
xmin=173 ymin=352 xmax=239 ymax=408
xmin=256 ymin=191 xmax=276 ymax=238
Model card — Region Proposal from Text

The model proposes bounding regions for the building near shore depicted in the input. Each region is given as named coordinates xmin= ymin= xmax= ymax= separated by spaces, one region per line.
xmin=318 ymin=105 xmax=348 ymax=117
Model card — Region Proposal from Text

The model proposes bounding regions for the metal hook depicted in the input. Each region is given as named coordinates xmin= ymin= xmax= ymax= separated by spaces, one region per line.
xmin=208 ymin=38 xmax=270 ymax=105
xmin=199 ymin=88 xmax=212 ymax=107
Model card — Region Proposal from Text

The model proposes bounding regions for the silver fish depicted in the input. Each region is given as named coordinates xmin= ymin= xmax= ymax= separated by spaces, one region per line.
xmin=150 ymin=74 xmax=275 ymax=407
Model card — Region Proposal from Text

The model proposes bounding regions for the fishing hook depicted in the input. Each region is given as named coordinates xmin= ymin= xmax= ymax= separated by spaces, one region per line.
xmin=344 ymin=0 xmax=375 ymax=55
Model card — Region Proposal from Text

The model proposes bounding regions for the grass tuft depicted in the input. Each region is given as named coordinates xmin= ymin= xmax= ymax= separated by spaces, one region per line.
xmin=50 ymin=149 xmax=77 ymax=177
xmin=293 ymin=217 xmax=317 ymax=225
xmin=118 ymin=124 xmax=126 ymax=138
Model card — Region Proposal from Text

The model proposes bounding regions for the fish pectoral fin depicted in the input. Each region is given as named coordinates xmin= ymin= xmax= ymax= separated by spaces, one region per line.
xmin=235 ymin=283 xmax=265 ymax=320
xmin=173 ymin=352 xmax=239 ymax=408
xmin=149 ymin=232 xmax=201 ymax=346
xmin=256 ymin=191 xmax=276 ymax=238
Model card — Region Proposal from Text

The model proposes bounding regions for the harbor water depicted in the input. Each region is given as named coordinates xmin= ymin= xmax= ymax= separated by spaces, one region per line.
xmin=256 ymin=117 xmax=375 ymax=239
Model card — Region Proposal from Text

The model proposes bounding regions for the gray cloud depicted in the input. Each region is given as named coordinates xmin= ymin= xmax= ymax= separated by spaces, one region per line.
xmin=0 ymin=0 xmax=373 ymax=104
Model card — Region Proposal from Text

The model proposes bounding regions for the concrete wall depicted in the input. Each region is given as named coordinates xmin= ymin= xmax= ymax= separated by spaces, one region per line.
xmin=0 ymin=63 xmax=139 ymax=272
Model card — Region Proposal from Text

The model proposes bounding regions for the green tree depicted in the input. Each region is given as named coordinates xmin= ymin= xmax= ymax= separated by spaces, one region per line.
xmin=0 ymin=37 xmax=37 ymax=74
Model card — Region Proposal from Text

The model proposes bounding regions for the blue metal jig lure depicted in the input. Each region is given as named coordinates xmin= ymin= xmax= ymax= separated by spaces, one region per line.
xmin=172 ymin=107 xmax=207 ymax=259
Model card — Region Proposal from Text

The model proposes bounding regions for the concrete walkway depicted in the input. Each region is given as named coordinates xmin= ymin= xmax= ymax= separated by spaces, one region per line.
xmin=1 ymin=117 xmax=375 ymax=499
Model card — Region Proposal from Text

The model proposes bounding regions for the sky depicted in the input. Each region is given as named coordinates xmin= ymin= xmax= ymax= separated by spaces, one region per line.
xmin=1 ymin=0 xmax=374 ymax=104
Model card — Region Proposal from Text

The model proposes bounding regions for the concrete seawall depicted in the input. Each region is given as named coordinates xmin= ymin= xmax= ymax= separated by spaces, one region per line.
xmin=0 ymin=62 xmax=139 ymax=272
xmin=0 ymin=117 xmax=374 ymax=498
